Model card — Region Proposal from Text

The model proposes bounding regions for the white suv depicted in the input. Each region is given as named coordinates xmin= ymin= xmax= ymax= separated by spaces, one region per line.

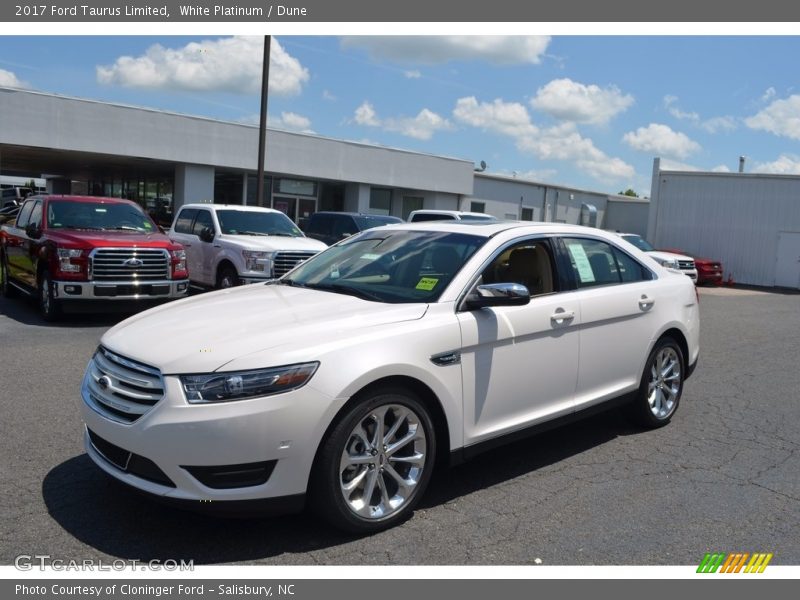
xmin=169 ymin=204 xmax=327 ymax=288
xmin=80 ymin=222 xmax=699 ymax=533
xmin=617 ymin=233 xmax=698 ymax=283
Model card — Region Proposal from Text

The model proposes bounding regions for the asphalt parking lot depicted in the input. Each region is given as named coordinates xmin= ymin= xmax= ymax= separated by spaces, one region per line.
xmin=1 ymin=286 xmax=798 ymax=566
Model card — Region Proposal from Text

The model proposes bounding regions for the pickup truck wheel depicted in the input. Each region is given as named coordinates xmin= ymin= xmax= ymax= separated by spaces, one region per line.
xmin=631 ymin=337 xmax=684 ymax=428
xmin=216 ymin=265 xmax=240 ymax=289
xmin=39 ymin=269 xmax=61 ymax=321
xmin=310 ymin=389 xmax=436 ymax=533
xmin=1 ymin=255 xmax=15 ymax=298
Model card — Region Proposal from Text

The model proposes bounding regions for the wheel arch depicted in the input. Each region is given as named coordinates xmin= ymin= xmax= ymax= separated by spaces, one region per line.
xmin=309 ymin=374 xmax=452 ymax=482
xmin=653 ymin=327 xmax=689 ymax=375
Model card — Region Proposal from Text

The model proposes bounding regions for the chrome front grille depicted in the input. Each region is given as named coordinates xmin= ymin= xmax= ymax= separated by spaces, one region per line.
xmin=90 ymin=248 xmax=170 ymax=281
xmin=84 ymin=347 xmax=164 ymax=423
xmin=273 ymin=251 xmax=318 ymax=278
xmin=677 ymin=260 xmax=695 ymax=270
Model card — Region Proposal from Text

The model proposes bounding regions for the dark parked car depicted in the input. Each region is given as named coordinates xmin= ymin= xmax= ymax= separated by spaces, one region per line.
xmin=303 ymin=212 xmax=403 ymax=246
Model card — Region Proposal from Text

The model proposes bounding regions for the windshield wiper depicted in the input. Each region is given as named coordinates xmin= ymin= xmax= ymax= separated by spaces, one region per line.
xmin=327 ymin=283 xmax=383 ymax=302
xmin=110 ymin=226 xmax=146 ymax=231
xmin=279 ymin=278 xmax=308 ymax=288
xmin=239 ymin=231 xmax=271 ymax=236
xmin=59 ymin=225 xmax=106 ymax=230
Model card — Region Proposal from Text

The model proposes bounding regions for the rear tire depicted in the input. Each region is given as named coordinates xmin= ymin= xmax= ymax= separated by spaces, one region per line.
xmin=631 ymin=337 xmax=685 ymax=428
xmin=39 ymin=268 xmax=61 ymax=321
xmin=309 ymin=388 xmax=436 ymax=534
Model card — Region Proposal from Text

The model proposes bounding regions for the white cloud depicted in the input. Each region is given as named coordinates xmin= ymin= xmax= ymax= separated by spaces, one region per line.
xmin=353 ymin=102 xmax=453 ymax=140
xmin=663 ymin=95 xmax=736 ymax=134
xmin=531 ymin=78 xmax=634 ymax=125
xmin=752 ymin=154 xmax=800 ymax=174
xmin=404 ymin=70 xmax=421 ymax=79
xmin=0 ymin=68 xmax=27 ymax=88
xmin=761 ymin=87 xmax=776 ymax=102
xmin=97 ymin=36 xmax=309 ymax=96
xmin=268 ymin=111 xmax=314 ymax=133
xmin=745 ymin=95 xmax=800 ymax=140
xmin=322 ymin=89 xmax=336 ymax=101
xmin=354 ymin=101 xmax=380 ymax=126
xmin=711 ymin=164 xmax=732 ymax=173
xmin=341 ymin=36 xmax=550 ymax=65
xmin=453 ymin=96 xmax=634 ymax=182
xmin=623 ymin=123 xmax=701 ymax=159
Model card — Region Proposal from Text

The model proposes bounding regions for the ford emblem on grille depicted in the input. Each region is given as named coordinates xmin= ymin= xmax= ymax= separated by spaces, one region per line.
xmin=123 ymin=258 xmax=144 ymax=267
xmin=98 ymin=375 xmax=112 ymax=390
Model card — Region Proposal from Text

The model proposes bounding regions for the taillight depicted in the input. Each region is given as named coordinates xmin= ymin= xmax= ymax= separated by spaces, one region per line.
xmin=170 ymin=249 xmax=187 ymax=279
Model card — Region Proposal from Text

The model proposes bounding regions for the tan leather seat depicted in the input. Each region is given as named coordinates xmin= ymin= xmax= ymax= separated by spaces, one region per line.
xmin=506 ymin=246 xmax=553 ymax=295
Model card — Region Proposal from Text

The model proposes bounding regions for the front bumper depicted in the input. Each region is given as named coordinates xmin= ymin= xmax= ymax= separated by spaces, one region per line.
xmin=55 ymin=279 xmax=189 ymax=300
xmin=80 ymin=369 xmax=340 ymax=504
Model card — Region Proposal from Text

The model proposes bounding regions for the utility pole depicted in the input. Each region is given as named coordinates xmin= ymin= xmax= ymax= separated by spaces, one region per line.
xmin=256 ymin=35 xmax=271 ymax=207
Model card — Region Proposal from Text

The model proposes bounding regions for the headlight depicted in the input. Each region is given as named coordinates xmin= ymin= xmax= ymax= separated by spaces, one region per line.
xmin=657 ymin=257 xmax=679 ymax=269
xmin=57 ymin=248 xmax=83 ymax=273
xmin=181 ymin=362 xmax=319 ymax=404
xmin=170 ymin=249 xmax=187 ymax=273
xmin=242 ymin=250 xmax=273 ymax=273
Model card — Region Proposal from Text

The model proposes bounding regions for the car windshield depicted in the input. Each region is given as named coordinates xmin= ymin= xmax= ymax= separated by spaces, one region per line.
xmin=47 ymin=200 xmax=156 ymax=232
xmin=280 ymin=230 xmax=487 ymax=303
xmin=216 ymin=210 xmax=302 ymax=237
xmin=622 ymin=234 xmax=655 ymax=252
xmin=352 ymin=215 xmax=403 ymax=229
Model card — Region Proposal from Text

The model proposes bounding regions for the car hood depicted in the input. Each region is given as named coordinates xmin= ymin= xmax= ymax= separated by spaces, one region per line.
xmin=100 ymin=284 xmax=428 ymax=374
xmin=217 ymin=234 xmax=327 ymax=252
xmin=46 ymin=229 xmax=176 ymax=248
xmin=647 ymin=250 xmax=693 ymax=262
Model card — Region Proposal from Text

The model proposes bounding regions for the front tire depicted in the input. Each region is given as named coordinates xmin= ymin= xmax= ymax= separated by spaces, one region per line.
xmin=39 ymin=268 xmax=61 ymax=321
xmin=216 ymin=264 xmax=240 ymax=289
xmin=631 ymin=337 xmax=685 ymax=428
xmin=309 ymin=388 xmax=436 ymax=534
xmin=1 ymin=254 xmax=15 ymax=298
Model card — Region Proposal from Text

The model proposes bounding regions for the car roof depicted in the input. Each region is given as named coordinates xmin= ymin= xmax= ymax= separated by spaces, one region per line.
xmin=379 ymin=220 xmax=623 ymax=239
xmin=180 ymin=203 xmax=282 ymax=214
xmin=313 ymin=212 xmax=403 ymax=220
xmin=32 ymin=195 xmax=139 ymax=206
xmin=409 ymin=209 xmax=494 ymax=217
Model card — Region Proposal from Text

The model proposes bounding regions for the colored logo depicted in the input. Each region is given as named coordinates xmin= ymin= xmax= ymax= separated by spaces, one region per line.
xmin=697 ymin=552 xmax=773 ymax=573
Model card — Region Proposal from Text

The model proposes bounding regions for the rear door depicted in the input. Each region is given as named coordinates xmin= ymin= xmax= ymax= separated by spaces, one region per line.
xmin=558 ymin=236 xmax=661 ymax=410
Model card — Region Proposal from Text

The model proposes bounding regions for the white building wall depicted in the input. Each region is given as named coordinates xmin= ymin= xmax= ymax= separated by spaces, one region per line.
xmin=650 ymin=164 xmax=800 ymax=287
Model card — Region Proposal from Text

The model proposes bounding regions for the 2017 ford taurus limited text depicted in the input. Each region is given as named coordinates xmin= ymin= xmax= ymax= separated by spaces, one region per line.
xmin=80 ymin=222 xmax=699 ymax=533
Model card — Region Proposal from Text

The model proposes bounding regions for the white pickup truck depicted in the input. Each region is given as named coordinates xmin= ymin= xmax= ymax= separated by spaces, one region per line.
xmin=169 ymin=204 xmax=327 ymax=288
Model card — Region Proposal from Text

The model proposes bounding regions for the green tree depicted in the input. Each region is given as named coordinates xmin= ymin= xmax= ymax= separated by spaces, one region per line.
xmin=618 ymin=188 xmax=639 ymax=197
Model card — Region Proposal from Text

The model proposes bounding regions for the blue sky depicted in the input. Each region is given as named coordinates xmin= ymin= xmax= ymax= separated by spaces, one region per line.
xmin=2 ymin=35 xmax=800 ymax=195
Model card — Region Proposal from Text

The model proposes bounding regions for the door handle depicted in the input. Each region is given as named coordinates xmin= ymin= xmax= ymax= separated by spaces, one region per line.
xmin=639 ymin=295 xmax=655 ymax=310
xmin=550 ymin=309 xmax=575 ymax=324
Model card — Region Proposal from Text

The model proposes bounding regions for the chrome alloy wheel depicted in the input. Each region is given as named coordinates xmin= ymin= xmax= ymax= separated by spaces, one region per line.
xmin=647 ymin=347 xmax=681 ymax=419
xmin=339 ymin=404 xmax=427 ymax=520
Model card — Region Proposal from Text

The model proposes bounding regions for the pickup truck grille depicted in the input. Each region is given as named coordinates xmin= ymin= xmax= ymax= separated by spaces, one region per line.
xmin=273 ymin=251 xmax=317 ymax=278
xmin=90 ymin=248 xmax=169 ymax=281
xmin=84 ymin=347 xmax=164 ymax=424
xmin=677 ymin=259 xmax=696 ymax=271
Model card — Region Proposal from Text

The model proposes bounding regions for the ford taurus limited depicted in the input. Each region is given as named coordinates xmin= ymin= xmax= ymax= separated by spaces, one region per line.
xmin=80 ymin=222 xmax=699 ymax=533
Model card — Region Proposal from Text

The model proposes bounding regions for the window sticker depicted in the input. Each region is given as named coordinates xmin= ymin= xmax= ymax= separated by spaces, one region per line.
xmin=566 ymin=243 xmax=596 ymax=283
xmin=416 ymin=277 xmax=439 ymax=291
xmin=360 ymin=253 xmax=381 ymax=261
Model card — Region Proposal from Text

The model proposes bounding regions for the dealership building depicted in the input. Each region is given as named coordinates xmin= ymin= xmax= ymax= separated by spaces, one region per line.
xmin=0 ymin=86 xmax=648 ymax=234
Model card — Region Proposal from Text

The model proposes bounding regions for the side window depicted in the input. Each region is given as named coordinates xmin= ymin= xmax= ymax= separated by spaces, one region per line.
xmin=15 ymin=200 xmax=35 ymax=229
xmin=28 ymin=201 xmax=43 ymax=228
xmin=332 ymin=216 xmax=356 ymax=239
xmin=307 ymin=214 xmax=332 ymax=235
xmin=191 ymin=209 xmax=214 ymax=236
xmin=562 ymin=237 xmax=648 ymax=288
xmin=482 ymin=239 xmax=556 ymax=297
xmin=173 ymin=209 xmax=197 ymax=234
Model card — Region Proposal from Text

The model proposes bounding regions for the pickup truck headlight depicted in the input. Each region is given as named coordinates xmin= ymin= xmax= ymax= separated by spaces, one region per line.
xmin=170 ymin=249 xmax=187 ymax=275
xmin=242 ymin=250 xmax=273 ymax=274
xmin=56 ymin=248 xmax=84 ymax=273
xmin=181 ymin=362 xmax=319 ymax=404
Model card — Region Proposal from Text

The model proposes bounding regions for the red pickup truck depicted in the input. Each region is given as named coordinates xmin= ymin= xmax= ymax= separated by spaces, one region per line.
xmin=0 ymin=195 xmax=189 ymax=320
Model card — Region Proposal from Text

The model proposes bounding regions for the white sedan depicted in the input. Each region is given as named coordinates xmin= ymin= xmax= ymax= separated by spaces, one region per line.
xmin=80 ymin=222 xmax=699 ymax=533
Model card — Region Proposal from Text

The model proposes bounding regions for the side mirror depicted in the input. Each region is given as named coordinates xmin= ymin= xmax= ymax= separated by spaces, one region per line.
xmin=465 ymin=283 xmax=530 ymax=310
xmin=25 ymin=223 xmax=42 ymax=239
xmin=199 ymin=227 xmax=215 ymax=243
